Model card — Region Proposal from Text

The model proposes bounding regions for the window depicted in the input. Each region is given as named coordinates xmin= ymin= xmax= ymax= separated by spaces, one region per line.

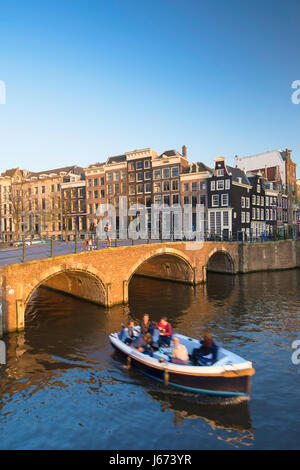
xmin=223 ymin=211 xmax=229 ymax=226
xmin=200 ymin=195 xmax=206 ymax=205
xmin=163 ymin=195 xmax=170 ymax=206
xmin=115 ymin=184 xmax=119 ymax=194
xmin=192 ymin=196 xmax=197 ymax=207
xmin=241 ymin=197 xmax=245 ymax=208
xmin=183 ymin=183 xmax=189 ymax=192
xmin=261 ymin=196 xmax=264 ymax=206
xmin=94 ymin=178 xmax=98 ymax=186
xmin=266 ymin=209 xmax=269 ymax=220
xmin=163 ymin=181 xmax=170 ymax=191
xmin=114 ymin=172 xmax=119 ymax=181
xmin=172 ymin=194 xmax=179 ymax=204
xmin=42 ymin=186 xmax=46 ymax=194
xmin=107 ymin=184 xmax=113 ymax=195
xmin=221 ymin=194 xmax=229 ymax=206
xmin=256 ymin=208 xmax=260 ymax=220
xmin=145 ymin=171 xmax=151 ymax=180
xmin=100 ymin=177 xmax=105 ymax=185
xmin=184 ymin=196 xmax=190 ymax=204
xmin=241 ymin=212 xmax=245 ymax=223
xmin=154 ymin=182 xmax=161 ymax=193
xmin=163 ymin=168 xmax=170 ymax=178
xmin=261 ymin=209 xmax=264 ymax=220
xmin=94 ymin=190 xmax=98 ymax=199
xmin=172 ymin=167 xmax=179 ymax=177
xmin=225 ymin=179 xmax=230 ymax=190
xmin=129 ymin=185 xmax=135 ymax=195
xmin=154 ymin=169 xmax=161 ymax=180
xmin=246 ymin=212 xmax=250 ymax=223
xmin=51 ymin=184 xmax=55 ymax=192
xmin=257 ymin=195 xmax=260 ymax=206
xmin=129 ymin=173 xmax=135 ymax=182
xmin=210 ymin=212 xmax=215 ymax=232
xmin=172 ymin=180 xmax=179 ymax=191
xmin=212 ymin=195 xmax=219 ymax=207
xmin=217 ymin=169 xmax=224 ymax=176
xmin=200 ymin=181 xmax=206 ymax=190
xmin=192 ymin=182 xmax=197 ymax=191
xmin=252 ymin=194 xmax=256 ymax=205
xmin=135 ymin=161 xmax=142 ymax=170
xmin=217 ymin=180 xmax=224 ymax=190
xmin=144 ymin=160 xmax=150 ymax=169
xmin=137 ymin=183 xmax=143 ymax=194
xmin=106 ymin=173 xmax=112 ymax=181
xmin=34 ymin=187 xmax=38 ymax=194
xmin=42 ymin=199 xmax=46 ymax=210
xmin=246 ymin=197 xmax=250 ymax=208
xmin=266 ymin=196 xmax=269 ymax=206
xmin=136 ymin=172 xmax=143 ymax=181
xmin=101 ymin=189 xmax=105 ymax=198
xmin=257 ymin=184 xmax=261 ymax=193
xmin=145 ymin=183 xmax=151 ymax=193
xmin=211 ymin=181 xmax=215 ymax=191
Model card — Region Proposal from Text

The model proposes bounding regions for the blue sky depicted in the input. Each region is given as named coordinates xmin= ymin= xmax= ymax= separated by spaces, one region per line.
xmin=0 ymin=0 xmax=300 ymax=173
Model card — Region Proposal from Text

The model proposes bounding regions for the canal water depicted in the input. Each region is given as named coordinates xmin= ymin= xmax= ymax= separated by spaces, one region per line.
xmin=0 ymin=270 xmax=300 ymax=449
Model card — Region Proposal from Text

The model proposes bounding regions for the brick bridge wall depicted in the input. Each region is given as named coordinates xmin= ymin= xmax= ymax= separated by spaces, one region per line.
xmin=1 ymin=240 xmax=299 ymax=335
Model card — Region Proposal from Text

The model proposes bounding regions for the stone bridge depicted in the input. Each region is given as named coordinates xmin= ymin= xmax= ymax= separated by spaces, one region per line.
xmin=1 ymin=240 xmax=299 ymax=334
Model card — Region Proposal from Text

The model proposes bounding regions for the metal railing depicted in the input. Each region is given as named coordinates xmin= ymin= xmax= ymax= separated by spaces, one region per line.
xmin=0 ymin=229 xmax=299 ymax=266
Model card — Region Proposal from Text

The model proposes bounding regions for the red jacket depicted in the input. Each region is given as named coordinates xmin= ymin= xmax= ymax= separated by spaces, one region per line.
xmin=155 ymin=321 xmax=172 ymax=337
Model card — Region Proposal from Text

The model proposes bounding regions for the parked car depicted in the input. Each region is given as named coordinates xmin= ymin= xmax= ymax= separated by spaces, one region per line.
xmin=30 ymin=239 xmax=46 ymax=245
xmin=12 ymin=239 xmax=31 ymax=247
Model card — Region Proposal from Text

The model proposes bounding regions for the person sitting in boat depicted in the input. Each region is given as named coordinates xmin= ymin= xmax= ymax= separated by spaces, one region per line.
xmin=170 ymin=337 xmax=189 ymax=365
xmin=140 ymin=314 xmax=155 ymax=336
xmin=120 ymin=320 xmax=140 ymax=344
xmin=155 ymin=317 xmax=173 ymax=347
xmin=192 ymin=330 xmax=216 ymax=364
xmin=131 ymin=333 xmax=153 ymax=356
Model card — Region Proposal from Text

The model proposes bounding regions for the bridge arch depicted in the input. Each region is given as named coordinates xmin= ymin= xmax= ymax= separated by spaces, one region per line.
xmin=127 ymin=248 xmax=195 ymax=285
xmin=206 ymin=249 xmax=236 ymax=274
xmin=24 ymin=267 xmax=107 ymax=312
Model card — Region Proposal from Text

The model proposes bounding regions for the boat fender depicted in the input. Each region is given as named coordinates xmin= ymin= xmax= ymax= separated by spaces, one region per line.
xmin=164 ymin=368 xmax=169 ymax=387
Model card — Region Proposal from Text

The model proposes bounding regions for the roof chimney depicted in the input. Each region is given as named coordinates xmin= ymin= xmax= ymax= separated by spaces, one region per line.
xmin=182 ymin=145 xmax=187 ymax=159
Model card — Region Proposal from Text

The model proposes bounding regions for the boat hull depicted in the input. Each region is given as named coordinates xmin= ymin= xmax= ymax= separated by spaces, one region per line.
xmin=110 ymin=337 xmax=254 ymax=397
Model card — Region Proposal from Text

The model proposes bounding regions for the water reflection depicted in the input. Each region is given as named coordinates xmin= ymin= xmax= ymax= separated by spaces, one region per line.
xmin=0 ymin=270 xmax=300 ymax=449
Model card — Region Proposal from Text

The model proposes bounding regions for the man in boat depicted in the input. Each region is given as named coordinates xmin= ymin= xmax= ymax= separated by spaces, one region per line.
xmin=170 ymin=337 xmax=189 ymax=364
xmin=131 ymin=333 xmax=153 ymax=356
xmin=120 ymin=320 xmax=140 ymax=344
xmin=191 ymin=330 xmax=216 ymax=364
xmin=155 ymin=317 xmax=173 ymax=347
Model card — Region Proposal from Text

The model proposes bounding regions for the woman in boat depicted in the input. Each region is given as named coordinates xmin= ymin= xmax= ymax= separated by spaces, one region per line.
xmin=192 ymin=330 xmax=216 ymax=363
xmin=140 ymin=314 xmax=155 ymax=335
xmin=155 ymin=317 xmax=173 ymax=347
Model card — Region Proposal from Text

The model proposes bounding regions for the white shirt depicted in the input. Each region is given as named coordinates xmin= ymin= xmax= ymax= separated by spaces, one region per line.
xmin=172 ymin=343 xmax=189 ymax=361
